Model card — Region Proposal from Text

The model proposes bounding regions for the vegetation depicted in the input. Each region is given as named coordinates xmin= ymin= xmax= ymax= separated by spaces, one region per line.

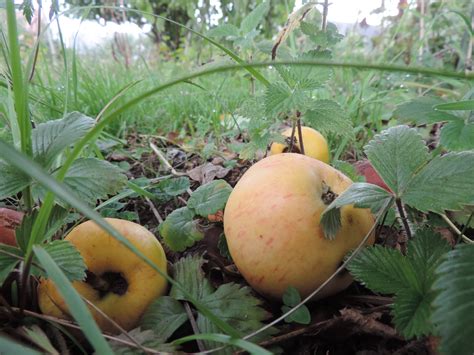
xmin=0 ymin=0 xmax=473 ymax=354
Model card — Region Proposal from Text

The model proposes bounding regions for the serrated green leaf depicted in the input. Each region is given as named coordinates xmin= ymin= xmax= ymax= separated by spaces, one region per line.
xmin=403 ymin=151 xmax=474 ymax=213
xmin=304 ymin=99 xmax=353 ymax=137
xmin=40 ymin=158 xmax=127 ymax=206
xmin=0 ymin=160 xmax=30 ymax=199
xmin=392 ymin=288 xmax=433 ymax=338
xmin=196 ymin=283 xmax=273 ymax=352
xmin=187 ymin=180 xmax=232 ymax=217
xmin=393 ymin=97 xmax=459 ymax=124
xmin=240 ymin=1 xmax=269 ymax=34
xmin=364 ymin=125 xmax=429 ymax=196
xmin=207 ymin=23 xmax=240 ymax=38
xmin=169 ymin=254 xmax=214 ymax=301
xmin=349 ymin=229 xmax=449 ymax=339
xmin=159 ymin=207 xmax=204 ymax=252
xmin=321 ymin=183 xmax=393 ymax=239
xmin=432 ymin=245 xmax=474 ymax=355
xmin=108 ymin=328 xmax=178 ymax=354
xmin=440 ymin=120 xmax=474 ymax=151
xmin=292 ymin=50 xmax=333 ymax=89
xmin=141 ymin=296 xmax=188 ymax=342
xmin=264 ymin=82 xmax=307 ymax=115
xmin=39 ymin=240 xmax=86 ymax=282
xmin=434 ymin=99 xmax=474 ymax=111
xmin=20 ymin=0 xmax=34 ymax=24
xmin=32 ymin=112 xmax=95 ymax=168
xmin=153 ymin=177 xmax=190 ymax=202
xmin=348 ymin=245 xmax=417 ymax=294
xmin=0 ymin=244 xmax=22 ymax=285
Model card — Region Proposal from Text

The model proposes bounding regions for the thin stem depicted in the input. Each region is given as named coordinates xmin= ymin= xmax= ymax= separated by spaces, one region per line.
xmin=296 ymin=115 xmax=305 ymax=155
xmin=321 ymin=0 xmax=329 ymax=32
xmin=395 ymin=198 xmax=412 ymax=239
xmin=184 ymin=301 xmax=206 ymax=352
xmin=440 ymin=213 xmax=474 ymax=244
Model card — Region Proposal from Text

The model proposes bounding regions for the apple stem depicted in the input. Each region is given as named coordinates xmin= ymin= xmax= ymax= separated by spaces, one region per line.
xmin=395 ymin=198 xmax=412 ymax=239
xmin=296 ymin=115 xmax=305 ymax=155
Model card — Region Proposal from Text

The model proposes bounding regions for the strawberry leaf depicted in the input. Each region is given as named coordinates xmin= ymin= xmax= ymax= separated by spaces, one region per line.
xmin=364 ymin=125 xmax=429 ymax=196
xmin=187 ymin=180 xmax=232 ymax=217
xmin=159 ymin=207 xmax=204 ymax=252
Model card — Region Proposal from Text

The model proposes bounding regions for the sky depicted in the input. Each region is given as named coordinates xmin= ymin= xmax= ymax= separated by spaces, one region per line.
xmin=31 ymin=0 xmax=401 ymax=49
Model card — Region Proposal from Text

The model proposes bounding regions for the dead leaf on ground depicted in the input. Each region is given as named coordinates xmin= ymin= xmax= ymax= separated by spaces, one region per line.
xmin=187 ymin=163 xmax=231 ymax=184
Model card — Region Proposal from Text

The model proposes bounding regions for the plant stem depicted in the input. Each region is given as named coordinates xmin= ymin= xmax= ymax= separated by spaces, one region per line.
xmin=395 ymin=198 xmax=412 ymax=239
xmin=321 ymin=0 xmax=329 ymax=32
xmin=440 ymin=213 xmax=474 ymax=244
xmin=288 ymin=119 xmax=297 ymax=152
xmin=184 ymin=301 xmax=205 ymax=352
xmin=296 ymin=115 xmax=305 ymax=155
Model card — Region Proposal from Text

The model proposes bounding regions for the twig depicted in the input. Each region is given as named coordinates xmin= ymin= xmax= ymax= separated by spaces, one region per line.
xmin=145 ymin=197 xmax=164 ymax=224
xmin=321 ymin=0 xmax=329 ymax=32
xmin=440 ymin=213 xmax=474 ymax=244
xmin=288 ymin=119 xmax=297 ymax=152
xmin=149 ymin=141 xmax=192 ymax=196
xmin=395 ymin=198 xmax=412 ymax=239
xmin=184 ymin=301 xmax=206 ymax=352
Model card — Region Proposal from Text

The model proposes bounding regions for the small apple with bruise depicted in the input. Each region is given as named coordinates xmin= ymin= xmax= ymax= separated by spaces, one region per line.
xmin=224 ymin=153 xmax=375 ymax=300
xmin=37 ymin=218 xmax=168 ymax=334
xmin=270 ymin=126 xmax=330 ymax=163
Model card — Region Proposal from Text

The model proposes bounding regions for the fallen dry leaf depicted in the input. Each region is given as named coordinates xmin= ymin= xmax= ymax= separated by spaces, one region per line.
xmin=187 ymin=162 xmax=231 ymax=184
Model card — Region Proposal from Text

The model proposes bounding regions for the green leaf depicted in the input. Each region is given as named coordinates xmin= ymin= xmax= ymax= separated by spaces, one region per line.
xmin=349 ymin=229 xmax=449 ymax=338
xmin=348 ymin=245 xmax=417 ymax=294
xmin=196 ymin=283 xmax=273 ymax=352
xmin=108 ymin=328 xmax=178 ymax=354
xmin=434 ymin=99 xmax=474 ymax=111
xmin=0 ymin=335 xmax=41 ymax=355
xmin=20 ymin=0 xmax=34 ymax=24
xmin=0 ymin=244 xmax=22 ymax=285
xmin=393 ymin=97 xmax=459 ymax=124
xmin=364 ymin=125 xmax=429 ymax=196
xmin=32 ymin=112 xmax=95 ymax=168
xmin=403 ymin=151 xmax=474 ymax=213
xmin=20 ymin=325 xmax=58 ymax=354
xmin=264 ymin=82 xmax=307 ymax=115
xmin=187 ymin=180 xmax=233 ymax=217
xmin=392 ymin=288 xmax=433 ymax=338
xmin=153 ymin=177 xmax=190 ymax=202
xmin=39 ymin=240 xmax=86 ymax=282
xmin=170 ymin=254 xmax=214 ymax=301
xmin=321 ymin=183 xmax=393 ymax=239
xmin=33 ymin=245 xmax=113 ymax=354
xmin=45 ymin=158 xmax=127 ymax=206
xmin=159 ymin=207 xmax=204 ymax=252
xmin=290 ymin=50 xmax=333 ymax=89
xmin=207 ymin=23 xmax=240 ymax=38
xmin=0 ymin=161 xmax=30 ymax=199
xmin=432 ymin=244 xmax=474 ymax=355
xmin=440 ymin=120 xmax=474 ymax=151
xmin=140 ymin=296 xmax=188 ymax=342
xmin=304 ymin=99 xmax=353 ymax=137
xmin=240 ymin=1 xmax=269 ymax=34
xmin=282 ymin=286 xmax=311 ymax=324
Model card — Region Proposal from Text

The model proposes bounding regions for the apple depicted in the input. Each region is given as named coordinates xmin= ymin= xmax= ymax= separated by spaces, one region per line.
xmin=224 ymin=153 xmax=375 ymax=300
xmin=270 ymin=126 xmax=330 ymax=163
xmin=37 ymin=218 xmax=168 ymax=334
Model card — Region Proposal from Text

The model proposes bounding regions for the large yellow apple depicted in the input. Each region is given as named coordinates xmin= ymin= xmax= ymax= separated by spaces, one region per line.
xmin=224 ymin=153 xmax=375 ymax=300
xmin=270 ymin=126 xmax=330 ymax=163
xmin=38 ymin=218 xmax=168 ymax=334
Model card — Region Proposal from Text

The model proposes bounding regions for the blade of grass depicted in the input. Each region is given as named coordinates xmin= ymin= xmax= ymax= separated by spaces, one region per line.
xmin=33 ymin=245 xmax=113 ymax=354
xmin=173 ymin=333 xmax=272 ymax=355
xmin=0 ymin=335 xmax=41 ymax=355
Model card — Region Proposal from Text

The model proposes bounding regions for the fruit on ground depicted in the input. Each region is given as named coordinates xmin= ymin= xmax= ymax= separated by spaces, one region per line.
xmin=224 ymin=153 xmax=375 ymax=300
xmin=38 ymin=218 xmax=168 ymax=334
xmin=270 ymin=126 xmax=330 ymax=163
